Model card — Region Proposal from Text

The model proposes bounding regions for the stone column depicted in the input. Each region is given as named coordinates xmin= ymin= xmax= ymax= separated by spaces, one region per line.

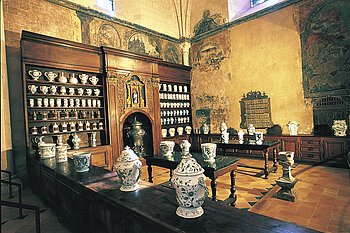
xmin=276 ymin=152 xmax=298 ymax=201
xmin=180 ymin=40 xmax=191 ymax=66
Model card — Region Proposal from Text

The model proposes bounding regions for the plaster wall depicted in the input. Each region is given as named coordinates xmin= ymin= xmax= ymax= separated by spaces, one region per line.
xmin=191 ymin=6 xmax=313 ymax=134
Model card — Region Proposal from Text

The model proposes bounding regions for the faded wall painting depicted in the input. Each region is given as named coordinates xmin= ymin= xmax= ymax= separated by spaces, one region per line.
xmin=300 ymin=1 xmax=350 ymax=98
xmin=193 ymin=42 xmax=225 ymax=71
xmin=193 ymin=10 xmax=223 ymax=36
xmin=127 ymin=33 xmax=161 ymax=58
xmin=97 ymin=24 xmax=121 ymax=48
xmin=164 ymin=42 xmax=179 ymax=63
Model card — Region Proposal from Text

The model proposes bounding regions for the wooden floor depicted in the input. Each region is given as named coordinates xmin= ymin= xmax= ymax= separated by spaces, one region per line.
xmin=2 ymin=157 xmax=350 ymax=233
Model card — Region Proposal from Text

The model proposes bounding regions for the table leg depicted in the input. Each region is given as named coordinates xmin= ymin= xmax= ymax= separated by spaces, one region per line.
xmin=147 ymin=165 xmax=153 ymax=183
xmin=169 ymin=169 xmax=173 ymax=182
xmin=273 ymin=148 xmax=278 ymax=173
xmin=263 ymin=149 xmax=269 ymax=179
xmin=211 ymin=179 xmax=217 ymax=201
xmin=229 ymin=169 xmax=237 ymax=207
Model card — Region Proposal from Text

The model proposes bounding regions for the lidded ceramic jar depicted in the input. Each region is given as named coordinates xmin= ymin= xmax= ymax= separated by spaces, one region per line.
xmin=115 ymin=146 xmax=142 ymax=192
xmin=171 ymin=140 xmax=208 ymax=218
xmin=287 ymin=121 xmax=299 ymax=136
xmin=220 ymin=122 xmax=228 ymax=134
xmin=201 ymin=143 xmax=217 ymax=162
xmin=159 ymin=141 xmax=175 ymax=157
xmin=247 ymin=124 xmax=255 ymax=135
xmin=202 ymin=123 xmax=209 ymax=134
xmin=56 ymin=145 xmax=68 ymax=163
xmin=332 ymin=120 xmax=347 ymax=137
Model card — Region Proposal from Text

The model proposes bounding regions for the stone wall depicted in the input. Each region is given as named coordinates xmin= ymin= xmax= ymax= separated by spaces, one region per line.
xmin=190 ymin=3 xmax=314 ymax=134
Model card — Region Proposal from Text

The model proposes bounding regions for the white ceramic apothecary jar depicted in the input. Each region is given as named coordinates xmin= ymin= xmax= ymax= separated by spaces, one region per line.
xmin=115 ymin=146 xmax=142 ymax=192
xmin=38 ymin=143 xmax=56 ymax=159
xmin=159 ymin=141 xmax=175 ymax=157
xmin=72 ymin=152 xmax=91 ymax=173
xmin=171 ymin=140 xmax=208 ymax=218
xmin=332 ymin=120 xmax=347 ymax=136
xmin=287 ymin=121 xmax=299 ymax=136
xmin=201 ymin=143 xmax=217 ymax=162
xmin=202 ymin=123 xmax=209 ymax=134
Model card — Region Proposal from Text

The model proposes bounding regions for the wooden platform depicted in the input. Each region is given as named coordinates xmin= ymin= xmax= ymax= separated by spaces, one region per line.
xmin=28 ymin=157 xmax=318 ymax=233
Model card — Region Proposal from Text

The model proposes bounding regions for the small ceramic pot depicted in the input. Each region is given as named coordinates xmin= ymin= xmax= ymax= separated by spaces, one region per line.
xmin=28 ymin=70 xmax=42 ymax=80
xmin=159 ymin=141 xmax=175 ymax=157
xmin=115 ymin=146 xmax=142 ymax=192
xmin=254 ymin=132 xmax=264 ymax=145
xmin=161 ymin=128 xmax=167 ymax=138
xmin=56 ymin=145 xmax=68 ymax=163
xmin=221 ymin=132 xmax=229 ymax=143
xmin=202 ymin=123 xmax=209 ymax=134
xmin=247 ymin=124 xmax=255 ymax=135
xmin=169 ymin=128 xmax=176 ymax=137
xmin=38 ymin=143 xmax=56 ymax=159
xmin=72 ymin=152 xmax=91 ymax=173
xmin=177 ymin=127 xmax=184 ymax=135
xmin=287 ymin=121 xmax=299 ymax=136
xmin=201 ymin=143 xmax=217 ymax=162
xmin=185 ymin=126 xmax=192 ymax=134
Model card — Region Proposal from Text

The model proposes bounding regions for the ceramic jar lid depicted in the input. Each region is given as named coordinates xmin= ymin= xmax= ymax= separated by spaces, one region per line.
xmin=117 ymin=146 xmax=139 ymax=162
xmin=174 ymin=157 xmax=204 ymax=176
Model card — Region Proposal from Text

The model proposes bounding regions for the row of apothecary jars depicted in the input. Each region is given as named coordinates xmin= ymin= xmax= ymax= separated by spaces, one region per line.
xmin=30 ymin=110 xmax=101 ymax=121
xmin=160 ymin=102 xmax=190 ymax=108
xmin=161 ymin=117 xmax=190 ymax=125
xmin=160 ymin=93 xmax=190 ymax=100
xmin=31 ymin=121 xmax=104 ymax=135
xmin=28 ymin=70 xmax=99 ymax=85
xmin=28 ymin=84 xmax=101 ymax=96
xmin=161 ymin=126 xmax=192 ymax=137
xmin=159 ymin=83 xmax=188 ymax=93
xmin=29 ymin=98 xmax=102 ymax=108
xmin=161 ymin=110 xmax=190 ymax=117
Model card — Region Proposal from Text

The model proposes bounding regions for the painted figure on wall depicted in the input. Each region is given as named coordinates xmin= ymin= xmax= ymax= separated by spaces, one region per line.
xmin=164 ymin=42 xmax=179 ymax=64
xmin=193 ymin=10 xmax=222 ymax=36
xmin=125 ymin=75 xmax=146 ymax=108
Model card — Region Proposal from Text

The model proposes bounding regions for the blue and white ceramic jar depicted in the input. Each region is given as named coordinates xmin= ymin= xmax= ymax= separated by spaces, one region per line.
xmin=201 ymin=143 xmax=217 ymax=162
xmin=115 ymin=146 xmax=142 ymax=192
xmin=171 ymin=140 xmax=208 ymax=218
xmin=159 ymin=141 xmax=175 ymax=157
xmin=38 ymin=143 xmax=56 ymax=159
xmin=72 ymin=152 xmax=91 ymax=172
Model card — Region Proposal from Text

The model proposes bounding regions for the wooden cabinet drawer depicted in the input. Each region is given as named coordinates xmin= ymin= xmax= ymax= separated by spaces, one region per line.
xmin=301 ymin=139 xmax=321 ymax=147
xmin=301 ymin=146 xmax=321 ymax=153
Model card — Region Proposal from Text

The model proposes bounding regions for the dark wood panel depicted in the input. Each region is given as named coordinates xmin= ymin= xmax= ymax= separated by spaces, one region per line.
xmin=158 ymin=63 xmax=191 ymax=83
xmin=21 ymin=32 xmax=102 ymax=73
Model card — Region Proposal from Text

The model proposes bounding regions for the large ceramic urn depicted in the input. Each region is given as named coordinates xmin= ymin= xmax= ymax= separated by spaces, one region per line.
xmin=332 ymin=120 xmax=347 ymax=136
xmin=171 ymin=140 xmax=208 ymax=218
xmin=115 ymin=146 xmax=142 ymax=192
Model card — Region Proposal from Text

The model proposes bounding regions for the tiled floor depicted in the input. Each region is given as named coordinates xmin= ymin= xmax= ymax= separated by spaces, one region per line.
xmin=2 ymin=157 xmax=350 ymax=232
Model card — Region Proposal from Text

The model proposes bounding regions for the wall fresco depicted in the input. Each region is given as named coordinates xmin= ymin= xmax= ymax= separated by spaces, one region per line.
xmin=127 ymin=33 xmax=161 ymax=58
xmin=164 ymin=42 xmax=179 ymax=63
xmin=300 ymin=0 xmax=350 ymax=98
xmin=193 ymin=42 xmax=225 ymax=71
xmin=193 ymin=10 xmax=223 ymax=36
xmin=97 ymin=24 xmax=121 ymax=48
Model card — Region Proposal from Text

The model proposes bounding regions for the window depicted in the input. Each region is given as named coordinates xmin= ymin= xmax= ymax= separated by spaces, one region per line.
xmin=96 ymin=0 xmax=114 ymax=13
xmin=250 ymin=0 xmax=269 ymax=7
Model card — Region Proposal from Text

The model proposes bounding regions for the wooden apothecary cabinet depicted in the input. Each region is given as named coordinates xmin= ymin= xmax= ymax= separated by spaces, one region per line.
xmin=21 ymin=31 xmax=112 ymax=170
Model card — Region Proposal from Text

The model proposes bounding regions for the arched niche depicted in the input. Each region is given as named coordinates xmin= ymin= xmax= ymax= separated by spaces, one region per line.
xmin=122 ymin=112 xmax=153 ymax=157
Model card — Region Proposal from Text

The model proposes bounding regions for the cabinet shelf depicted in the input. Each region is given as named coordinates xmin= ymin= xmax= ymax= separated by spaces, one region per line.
xmin=29 ymin=128 xmax=106 ymax=136
xmin=26 ymin=79 xmax=103 ymax=87
xmin=28 ymin=118 xmax=104 ymax=123
xmin=26 ymin=93 xmax=104 ymax=98
xmin=28 ymin=107 xmax=104 ymax=110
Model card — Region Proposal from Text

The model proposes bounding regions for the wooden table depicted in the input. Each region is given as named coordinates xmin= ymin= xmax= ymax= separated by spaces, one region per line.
xmin=145 ymin=152 xmax=240 ymax=206
xmin=214 ymin=140 xmax=280 ymax=179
